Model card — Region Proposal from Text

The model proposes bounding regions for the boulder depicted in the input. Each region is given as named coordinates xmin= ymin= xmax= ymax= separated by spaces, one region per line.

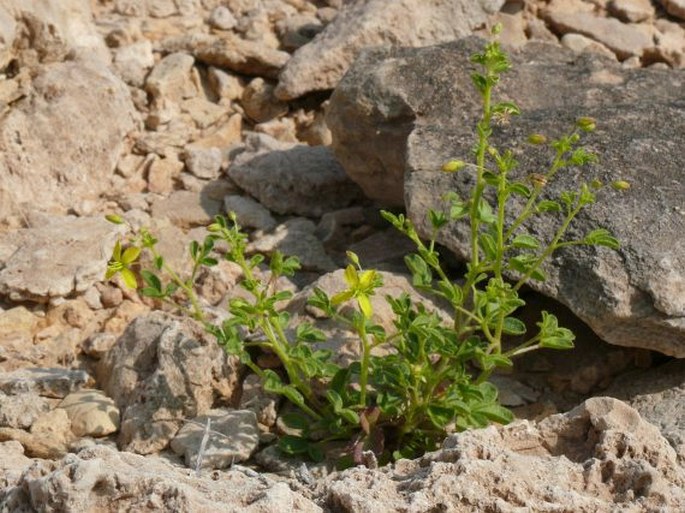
xmin=228 ymin=133 xmax=363 ymax=217
xmin=327 ymin=37 xmax=685 ymax=357
xmin=98 ymin=312 xmax=240 ymax=454
xmin=0 ymin=60 xmax=137 ymax=219
xmin=320 ymin=397 xmax=685 ymax=512
xmin=275 ymin=0 xmax=506 ymax=100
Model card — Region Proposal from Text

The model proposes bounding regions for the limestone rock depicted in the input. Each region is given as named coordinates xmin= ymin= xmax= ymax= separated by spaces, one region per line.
xmin=0 ymin=368 xmax=91 ymax=399
xmin=0 ymin=409 xmax=73 ymax=459
xmin=183 ymin=146 xmax=223 ymax=179
xmin=150 ymin=189 xmax=222 ymax=228
xmin=170 ymin=409 xmax=260 ymax=469
xmin=0 ymin=216 xmax=123 ymax=303
xmin=0 ymin=392 xmax=51 ymax=429
xmin=543 ymin=9 xmax=653 ymax=60
xmin=327 ymin=37 xmax=685 ymax=356
xmin=605 ymin=359 xmax=685 ymax=463
xmin=608 ymin=0 xmax=655 ymax=23
xmin=229 ymin=133 xmax=363 ymax=217
xmin=0 ymin=441 xmax=32 ymax=489
xmin=98 ymin=312 xmax=240 ymax=454
xmin=241 ymin=77 xmax=288 ymax=123
xmin=275 ymin=0 xmax=505 ymax=100
xmin=248 ymin=218 xmax=336 ymax=272
xmin=658 ymin=0 xmax=685 ymax=21
xmin=145 ymin=52 xmax=200 ymax=103
xmin=320 ymin=397 xmax=685 ymax=512
xmin=223 ymin=194 xmax=278 ymax=232
xmin=0 ymin=444 xmax=322 ymax=512
xmin=112 ymin=40 xmax=155 ymax=87
xmin=160 ymin=33 xmax=290 ymax=78
xmin=58 ymin=389 xmax=120 ymax=438
xmin=0 ymin=61 xmax=137 ymax=218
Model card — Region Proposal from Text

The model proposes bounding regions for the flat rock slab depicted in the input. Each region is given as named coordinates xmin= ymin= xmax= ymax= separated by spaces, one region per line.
xmin=0 ymin=216 xmax=123 ymax=303
xmin=0 ymin=444 xmax=322 ymax=513
xmin=58 ymin=389 xmax=120 ymax=438
xmin=170 ymin=409 xmax=260 ymax=469
xmin=275 ymin=0 xmax=505 ymax=99
xmin=0 ymin=368 xmax=91 ymax=399
xmin=328 ymin=37 xmax=685 ymax=356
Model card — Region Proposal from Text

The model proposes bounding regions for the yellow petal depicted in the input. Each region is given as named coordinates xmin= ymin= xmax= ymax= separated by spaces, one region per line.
xmin=120 ymin=268 xmax=138 ymax=289
xmin=358 ymin=294 xmax=373 ymax=319
xmin=331 ymin=290 xmax=354 ymax=306
xmin=344 ymin=264 xmax=358 ymax=288
xmin=122 ymin=246 xmax=141 ymax=265
xmin=358 ymin=270 xmax=377 ymax=289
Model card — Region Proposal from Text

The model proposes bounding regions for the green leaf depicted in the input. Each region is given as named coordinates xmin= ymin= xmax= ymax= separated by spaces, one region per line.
xmin=190 ymin=240 xmax=199 ymax=260
xmin=477 ymin=200 xmax=496 ymax=224
xmin=536 ymin=200 xmax=561 ymax=213
xmin=307 ymin=444 xmax=324 ymax=462
xmin=501 ymin=317 xmax=527 ymax=335
xmin=471 ymin=72 xmax=488 ymax=94
xmin=478 ymin=233 xmax=497 ymax=261
xmin=474 ymin=404 xmax=514 ymax=425
xmin=279 ymin=412 xmax=309 ymax=432
xmin=296 ymin=323 xmax=327 ymax=343
xmin=154 ymin=255 xmax=164 ymax=270
xmin=511 ymin=234 xmax=539 ymax=250
xmin=449 ymin=199 xmax=469 ymax=221
xmin=339 ymin=408 xmax=360 ymax=425
xmin=583 ymin=229 xmax=619 ymax=249
xmin=282 ymin=385 xmax=305 ymax=407
xmin=140 ymin=270 xmax=162 ymax=292
xmin=278 ymin=435 xmax=309 ymax=455
xmin=405 ymin=254 xmax=432 ymax=288
xmin=429 ymin=209 xmax=448 ymax=230
xmin=262 ymin=370 xmax=283 ymax=394
xmin=427 ymin=404 xmax=454 ymax=429
xmin=508 ymin=182 xmax=531 ymax=198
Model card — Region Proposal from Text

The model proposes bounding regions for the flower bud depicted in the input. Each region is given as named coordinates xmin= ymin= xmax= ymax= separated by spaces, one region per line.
xmin=576 ymin=117 xmax=596 ymax=132
xmin=442 ymin=160 xmax=466 ymax=173
xmin=590 ymin=179 xmax=603 ymax=190
xmin=491 ymin=23 xmax=503 ymax=36
xmin=527 ymin=133 xmax=547 ymax=145
xmin=611 ymin=180 xmax=631 ymax=191
xmin=528 ymin=173 xmax=548 ymax=188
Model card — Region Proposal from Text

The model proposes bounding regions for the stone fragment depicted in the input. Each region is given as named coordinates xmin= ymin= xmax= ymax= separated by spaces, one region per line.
xmin=319 ymin=398 xmax=685 ymax=512
xmin=223 ymin=194 xmax=278 ymax=231
xmin=0 ymin=392 xmax=51 ymax=429
xmin=277 ymin=14 xmax=324 ymax=50
xmin=0 ymin=61 xmax=137 ymax=219
xmin=0 ymin=216 xmax=123 ymax=303
xmin=183 ymin=147 xmax=223 ymax=179
xmin=275 ymin=0 xmax=505 ymax=100
xmin=0 ymin=409 xmax=73 ymax=459
xmin=208 ymin=5 xmax=238 ymax=30
xmin=239 ymin=374 xmax=279 ymax=429
xmin=326 ymin=37 xmax=685 ymax=356
xmin=188 ymin=112 xmax=243 ymax=151
xmin=180 ymin=97 xmax=227 ymax=129
xmin=208 ymin=67 xmax=245 ymax=101
xmin=561 ymin=33 xmax=617 ymax=59
xmin=160 ymin=33 xmax=290 ymax=78
xmin=649 ymin=18 xmax=685 ymax=68
xmin=170 ymin=409 xmax=260 ymax=469
xmin=608 ymin=0 xmax=655 ymax=22
xmin=0 ymin=368 xmax=91 ymax=399
xmin=0 ymin=445 xmax=322 ymax=512
xmin=145 ymin=52 xmax=200 ymax=103
xmin=58 ymin=390 xmax=120 ymax=438
xmin=0 ymin=306 xmax=40 ymax=348
xmin=150 ymin=190 xmax=222 ymax=228
xmin=229 ymin=133 xmax=363 ymax=217
xmin=249 ymin=218 xmax=336 ymax=272
xmin=98 ymin=312 xmax=240 ymax=454
xmin=82 ymin=332 xmax=118 ymax=359
xmin=0 ymin=441 xmax=32 ymax=489
xmin=658 ymin=0 xmax=685 ymax=21
xmin=147 ymin=155 xmax=183 ymax=194
xmin=241 ymin=78 xmax=288 ymax=123
xmin=543 ymin=9 xmax=653 ymax=60
xmin=112 ymin=40 xmax=155 ymax=87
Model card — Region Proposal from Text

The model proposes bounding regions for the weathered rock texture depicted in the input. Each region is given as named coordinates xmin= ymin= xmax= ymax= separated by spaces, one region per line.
xmin=327 ymin=37 xmax=685 ymax=357
xmin=275 ymin=0 xmax=506 ymax=100
xmin=98 ymin=313 xmax=240 ymax=454
xmin=0 ymin=444 xmax=322 ymax=513
xmin=318 ymin=397 xmax=685 ymax=512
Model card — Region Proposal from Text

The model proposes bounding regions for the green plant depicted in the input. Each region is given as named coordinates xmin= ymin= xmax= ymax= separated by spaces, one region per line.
xmin=105 ymin=28 xmax=627 ymax=465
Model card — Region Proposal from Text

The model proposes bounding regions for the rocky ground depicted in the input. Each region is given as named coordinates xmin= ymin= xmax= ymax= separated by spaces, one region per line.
xmin=0 ymin=0 xmax=684 ymax=511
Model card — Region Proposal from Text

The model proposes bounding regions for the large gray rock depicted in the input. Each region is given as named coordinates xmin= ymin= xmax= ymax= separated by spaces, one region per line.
xmin=229 ymin=133 xmax=363 ymax=217
xmin=275 ymin=0 xmax=505 ymax=100
xmin=0 ymin=60 xmax=137 ymax=219
xmin=319 ymin=397 xmax=685 ymax=512
xmin=98 ymin=312 xmax=240 ymax=454
xmin=327 ymin=37 xmax=685 ymax=357
xmin=0 ymin=444 xmax=322 ymax=513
